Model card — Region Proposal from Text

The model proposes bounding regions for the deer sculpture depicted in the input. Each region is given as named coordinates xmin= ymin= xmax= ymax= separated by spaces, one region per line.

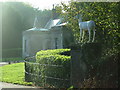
xmin=76 ymin=14 xmax=96 ymax=42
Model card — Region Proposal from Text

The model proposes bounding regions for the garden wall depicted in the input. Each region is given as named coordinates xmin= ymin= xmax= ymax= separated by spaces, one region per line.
xmin=71 ymin=43 xmax=102 ymax=88
xmin=71 ymin=43 xmax=118 ymax=88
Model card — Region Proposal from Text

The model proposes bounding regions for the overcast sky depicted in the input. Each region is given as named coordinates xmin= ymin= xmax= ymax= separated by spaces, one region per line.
xmin=1 ymin=0 xmax=71 ymax=10
xmin=1 ymin=0 xmax=119 ymax=10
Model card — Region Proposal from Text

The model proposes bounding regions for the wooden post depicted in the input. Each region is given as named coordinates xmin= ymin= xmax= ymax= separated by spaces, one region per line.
xmin=24 ymin=58 xmax=32 ymax=82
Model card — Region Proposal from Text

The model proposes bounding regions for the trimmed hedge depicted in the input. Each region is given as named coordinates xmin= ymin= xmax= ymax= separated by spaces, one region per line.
xmin=2 ymin=48 xmax=22 ymax=58
xmin=26 ymin=49 xmax=71 ymax=88
xmin=36 ymin=49 xmax=70 ymax=66
xmin=36 ymin=49 xmax=70 ymax=57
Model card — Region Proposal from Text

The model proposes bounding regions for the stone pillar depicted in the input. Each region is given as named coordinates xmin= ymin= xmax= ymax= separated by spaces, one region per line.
xmin=70 ymin=43 xmax=101 ymax=88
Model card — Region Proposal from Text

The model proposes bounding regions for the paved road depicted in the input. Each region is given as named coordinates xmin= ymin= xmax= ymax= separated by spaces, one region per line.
xmin=0 ymin=82 xmax=36 ymax=88
xmin=0 ymin=62 xmax=9 ymax=67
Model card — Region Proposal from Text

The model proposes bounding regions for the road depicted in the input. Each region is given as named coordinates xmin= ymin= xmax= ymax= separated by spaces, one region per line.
xmin=0 ymin=62 xmax=9 ymax=67
xmin=0 ymin=82 xmax=36 ymax=89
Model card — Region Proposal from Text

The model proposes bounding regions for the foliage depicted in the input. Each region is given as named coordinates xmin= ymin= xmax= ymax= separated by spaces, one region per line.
xmin=80 ymin=52 xmax=118 ymax=88
xmin=34 ymin=9 xmax=52 ymax=28
xmin=2 ymin=2 xmax=35 ymax=49
xmin=25 ymin=49 xmax=71 ymax=88
xmin=57 ymin=3 xmax=119 ymax=88
xmin=0 ymin=63 xmax=32 ymax=86
xmin=1 ymin=2 xmax=52 ymax=58
xmin=58 ymin=1 xmax=119 ymax=51
xmin=1 ymin=57 xmax=23 ymax=62
xmin=68 ymin=43 xmax=118 ymax=88
xmin=67 ymin=85 xmax=74 ymax=90
xmin=56 ymin=1 xmax=119 ymax=88
xmin=36 ymin=49 xmax=70 ymax=58
xmin=2 ymin=48 xmax=22 ymax=58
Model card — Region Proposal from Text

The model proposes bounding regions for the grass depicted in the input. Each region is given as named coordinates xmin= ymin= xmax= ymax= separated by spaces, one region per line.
xmin=0 ymin=63 xmax=33 ymax=86
xmin=1 ymin=57 xmax=23 ymax=62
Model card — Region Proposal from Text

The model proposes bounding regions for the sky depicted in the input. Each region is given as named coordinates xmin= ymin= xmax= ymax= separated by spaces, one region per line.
xmin=1 ymin=0 xmax=119 ymax=10
xmin=1 ymin=0 xmax=71 ymax=10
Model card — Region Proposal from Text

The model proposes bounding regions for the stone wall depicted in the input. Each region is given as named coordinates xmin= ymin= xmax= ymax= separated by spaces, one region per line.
xmin=70 ymin=43 xmax=101 ymax=88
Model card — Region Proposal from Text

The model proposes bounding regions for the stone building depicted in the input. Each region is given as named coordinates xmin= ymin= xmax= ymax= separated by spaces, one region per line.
xmin=22 ymin=7 xmax=74 ymax=58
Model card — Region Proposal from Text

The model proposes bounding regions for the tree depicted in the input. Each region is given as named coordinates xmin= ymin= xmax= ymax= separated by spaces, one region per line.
xmin=58 ymin=1 xmax=119 ymax=53
xmin=36 ymin=9 xmax=52 ymax=28
xmin=2 ymin=2 xmax=53 ymax=57
xmin=58 ymin=1 xmax=119 ymax=87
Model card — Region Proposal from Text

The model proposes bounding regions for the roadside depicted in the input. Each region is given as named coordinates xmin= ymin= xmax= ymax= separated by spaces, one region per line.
xmin=0 ymin=82 xmax=36 ymax=88
xmin=0 ymin=62 xmax=9 ymax=67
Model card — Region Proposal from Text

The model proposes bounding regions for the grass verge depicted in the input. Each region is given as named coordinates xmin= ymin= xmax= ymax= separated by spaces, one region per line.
xmin=0 ymin=63 xmax=32 ymax=86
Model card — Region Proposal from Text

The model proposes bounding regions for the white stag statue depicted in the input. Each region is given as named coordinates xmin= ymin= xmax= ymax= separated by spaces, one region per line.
xmin=77 ymin=14 xmax=96 ymax=42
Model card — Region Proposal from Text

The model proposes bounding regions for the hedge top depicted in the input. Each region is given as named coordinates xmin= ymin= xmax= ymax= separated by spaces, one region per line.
xmin=36 ymin=49 xmax=71 ymax=64
xmin=36 ymin=49 xmax=70 ymax=56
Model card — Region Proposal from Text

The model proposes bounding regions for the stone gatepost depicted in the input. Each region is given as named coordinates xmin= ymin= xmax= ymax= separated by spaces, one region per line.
xmin=70 ymin=43 xmax=101 ymax=88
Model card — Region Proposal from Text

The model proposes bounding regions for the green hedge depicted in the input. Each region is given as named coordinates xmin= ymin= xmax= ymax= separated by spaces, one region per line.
xmin=36 ymin=49 xmax=70 ymax=57
xmin=2 ymin=48 xmax=22 ymax=58
xmin=1 ymin=57 xmax=23 ymax=62
xmin=25 ymin=49 xmax=71 ymax=88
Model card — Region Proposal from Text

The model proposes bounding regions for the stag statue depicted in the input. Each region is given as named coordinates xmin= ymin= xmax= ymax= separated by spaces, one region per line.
xmin=76 ymin=14 xmax=96 ymax=42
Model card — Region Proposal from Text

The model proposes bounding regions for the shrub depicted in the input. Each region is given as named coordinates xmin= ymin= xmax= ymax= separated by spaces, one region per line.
xmin=36 ymin=49 xmax=70 ymax=58
xmin=26 ymin=49 xmax=71 ymax=88
xmin=1 ymin=57 xmax=23 ymax=62
xmin=79 ymin=52 xmax=119 ymax=88
xmin=2 ymin=48 xmax=22 ymax=58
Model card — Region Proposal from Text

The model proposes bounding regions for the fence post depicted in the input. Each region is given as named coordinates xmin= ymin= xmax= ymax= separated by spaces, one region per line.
xmin=24 ymin=60 xmax=27 ymax=81
xmin=70 ymin=43 xmax=101 ymax=88
xmin=24 ymin=57 xmax=32 ymax=82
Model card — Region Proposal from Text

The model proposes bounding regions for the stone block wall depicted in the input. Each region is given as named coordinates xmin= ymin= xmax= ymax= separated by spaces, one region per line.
xmin=70 ymin=43 xmax=101 ymax=88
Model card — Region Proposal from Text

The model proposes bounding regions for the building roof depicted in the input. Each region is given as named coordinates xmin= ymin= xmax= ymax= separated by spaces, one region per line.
xmin=26 ymin=27 xmax=49 ymax=32
xmin=26 ymin=17 xmax=66 ymax=32
xmin=44 ymin=19 xmax=62 ymax=29
xmin=26 ymin=5 xmax=68 ymax=32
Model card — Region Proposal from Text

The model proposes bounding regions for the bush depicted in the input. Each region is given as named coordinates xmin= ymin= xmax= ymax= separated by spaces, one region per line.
xmin=26 ymin=49 xmax=71 ymax=88
xmin=36 ymin=49 xmax=70 ymax=58
xmin=1 ymin=57 xmax=23 ymax=62
xmin=79 ymin=52 xmax=119 ymax=88
xmin=2 ymin=48 xmax=22 ymax=58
